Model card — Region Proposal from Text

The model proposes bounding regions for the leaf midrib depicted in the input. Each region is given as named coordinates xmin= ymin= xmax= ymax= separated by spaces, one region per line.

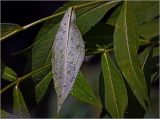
xmin=123 ymin=4 xmax=145 ymax=100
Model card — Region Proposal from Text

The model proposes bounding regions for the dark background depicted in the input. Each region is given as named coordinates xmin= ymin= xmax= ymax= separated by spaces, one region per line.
xmin=1 ymin=1 xmax=159 ymax=118
xmin=1 ymin=1 xmax=67 ymax=118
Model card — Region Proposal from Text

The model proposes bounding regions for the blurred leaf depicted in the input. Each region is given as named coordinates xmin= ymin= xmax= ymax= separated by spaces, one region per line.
xmin=71 ymin=72 xmax=101 ymax=108
xmin=152 ymin=47 xmax=159 ymax=57
xmin=106 ymin=1 xmax=159 ymax=26
xmin=0 ymin=23 xmax=23 ymax=40
xmin=139 ymin=18 xmax=159 ymax=40
xmin=1 ymin=109 xmax=13 ymax=118
xmin=101 ymin=53 xmax=127 ymax=118
xmin=31 ymin=1 xmax=119 ymax=83
xmin=133 ymin=1 xmax=159 ymax=25
xmin=35 ymin=71 xmax=52 ymax=103
xmin=151 ymin=72 xmax=159 ymax=83
xmin=151 ymin=49 xmax=159 ymax=83
xmin=13 ymin=85 xmax=29 ymax=117
xmin=1 ymin=61 xmax=17 ymax=81
xmin=114 ymin=2 xmax=149 ymax=110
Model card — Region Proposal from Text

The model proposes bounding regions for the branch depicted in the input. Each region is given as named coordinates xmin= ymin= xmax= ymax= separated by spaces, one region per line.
xmin=0 ymin=64 xmax=51 ymax=94
xmin=0 ymin=1 xmax=106 ymax=41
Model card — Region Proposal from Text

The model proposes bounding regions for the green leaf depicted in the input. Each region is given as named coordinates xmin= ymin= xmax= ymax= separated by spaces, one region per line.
xmin=133 ymin=1 xmax=159 ymax=25
xmin=35 ymin=71 xmax=52 ymax=103
xmin=101 ymin=53 xmax=127 ymax=118
xmin=31 ymin=1 xmax=119 ymax=82
xmin=106 ymin=1 xmax=159 ymax=26
xmin=0 ymin=23 xmax=23 ymax=40
xmin=1 ymin=109 xmax=13 ymax=118
xmin=13 ymin=85 xmax=29 ymax=117
xmin=1 ymin=62 xmax=17 ymax=81
xmin=34 ymin=70 xmax=100 ymax=107
xmin=139 ymin=47 xmax=153 ymax=93
xmin=106 ymin=4 xmax=122 ymax=26
xmin=139 ymin=18 xmax=159 ymax=40
xmin=113 ymin=2 xmax=149 ymax=110
xmin=70 ymin=72 xmax=101 ymax=108
xmin=152 ymin=47 xmax=159 ymax=57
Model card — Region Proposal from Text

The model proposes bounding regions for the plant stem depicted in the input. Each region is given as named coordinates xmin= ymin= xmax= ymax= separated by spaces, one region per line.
xmin=0 ymin=64 xmax=51 ymax=94
xmin=0 ymin=1 xmax=105 ymax=41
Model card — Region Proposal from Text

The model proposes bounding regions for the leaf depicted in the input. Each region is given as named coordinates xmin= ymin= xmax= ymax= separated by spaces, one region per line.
xmin=1 ymin=109 xmax=13 ymax=118
xmin=113 ymin=2 xmax=149 ymax=110
xmin=1 ymin=61 xmax=17 ymax=81
xmin=133 ymin=1 xmax=159 ymax=25
xmin=101 ymin=53 xmax=127 ymax=118
xmin=151 ymin=47 xmax=159 ymax=83
xmin=125 ymin=46 xmax=153 ymax=118
xmin=139 ymin=47 xmax=153 ymax=93
xmin=52 ymin=7 xmax=85 ymax=113
xmin=32 ymin=1 xmax=119 ymax=82
xmin=139 ymin=18 xmax=159 ymax=40
xmin=152 ymin=46 xmax=159 ymax=57
xmin=35 ymin=71 xmax=52 ymax=103
xmin=13 ymin=85 xmax=29 ymax=117
xmin=70 ymin=72 xmax=101 ymax=108
xmin=0 ymin=23 xmax=23 ymax=40
xmin=106 ymin=1 xmax=159 ymax=26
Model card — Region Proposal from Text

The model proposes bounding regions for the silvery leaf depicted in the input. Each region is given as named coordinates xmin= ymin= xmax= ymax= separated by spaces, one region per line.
xmin=52 ymin=7 xmax=85 ymax=113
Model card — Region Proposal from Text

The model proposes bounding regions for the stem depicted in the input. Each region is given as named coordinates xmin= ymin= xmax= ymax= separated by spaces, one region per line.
xmin=0 ymin=64 xmax=51 ymax=94
xmin=0 ymin=1 xmax=105 ymax=41
xmin=86 ymin=48 xmax=114 ymax=55
xmin=140 ymin=39 xmax=159 ymax=46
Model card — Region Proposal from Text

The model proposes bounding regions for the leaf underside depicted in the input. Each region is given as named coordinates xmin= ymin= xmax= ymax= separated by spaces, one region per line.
xmin=52 ymin=7 xmax=85 ymax=113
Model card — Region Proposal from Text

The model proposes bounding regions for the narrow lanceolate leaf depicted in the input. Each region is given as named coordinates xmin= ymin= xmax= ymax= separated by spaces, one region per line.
xmin=139 ymin=47 xmax=153 ymax=94
xmin=71 ymin=72 xmax=101 ymax=108
xmin=2 ymin=67 xmax=17 ymax=81
xmin=114 ymin=2 xmax=150 ymax=110
xmin=1 ymin=61 xmax=17 ymax=81
xmin=35 ymin=71 xmax=52 ymax=103
xmin=13 ymin=85 xmax=29 ymax=117
xmin=0 ymin=23 xmax=23 ymax=40
xmin=101 ymin=53 xmax=127 ymax=118
xmin=52 ymin=7 xmax=85 ymax=113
